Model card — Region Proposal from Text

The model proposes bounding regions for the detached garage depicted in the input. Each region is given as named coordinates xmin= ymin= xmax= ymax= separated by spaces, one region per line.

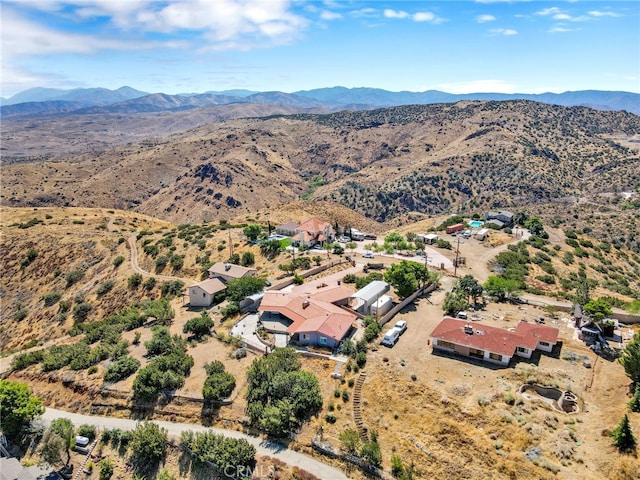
xmin=188 ymin=278 xmax=226 ymax=307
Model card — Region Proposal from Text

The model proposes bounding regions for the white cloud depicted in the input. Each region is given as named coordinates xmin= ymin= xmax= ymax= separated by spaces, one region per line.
xmin=320 ymin=10 xmax=342 ymax=21
xmin=476 ymin=14 xmax=496 ymax=23
xmin=349 ymin=7 xmax=377 ymax=18
xmin=536 ymin=7 xmax=562 ymax=16
xmin=5 ymin=1 xmax=309 ymax=47
xmin=431 ymin=79 xmax=518 ymax=94
xmin=489 ymin=28 xmax=518 ymax=36
xmin=589 ymin=10 xmax=620 ymax=18
xmin=384 ymin=9 xmax=444 ymax=23
xmin=384 ymin=9 xmax=409 ymax=19
xmin=413 ymin=12 xmax=444 ymax=24
xmin=548 ymin=26 xmax=576 ymax=33
xmin=553 ymin=13 xmax=589 ymax=22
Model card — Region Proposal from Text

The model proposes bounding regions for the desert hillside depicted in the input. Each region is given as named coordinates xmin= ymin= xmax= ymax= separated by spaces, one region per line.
xmin=2 ymin=102 xmax=638 ymax=243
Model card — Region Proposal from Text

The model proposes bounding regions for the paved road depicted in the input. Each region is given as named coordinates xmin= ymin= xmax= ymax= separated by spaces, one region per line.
xmin=42 ymin=408 xmax=350 ymax=480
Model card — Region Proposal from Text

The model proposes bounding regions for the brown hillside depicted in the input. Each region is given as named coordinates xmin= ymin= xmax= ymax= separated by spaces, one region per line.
xmin=2 ymin=101 xmax=639 ymax=251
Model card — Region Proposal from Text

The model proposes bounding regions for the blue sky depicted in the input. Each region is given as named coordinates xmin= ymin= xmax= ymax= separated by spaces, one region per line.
xmin=1 ymin=1 xmax=639 ymax=97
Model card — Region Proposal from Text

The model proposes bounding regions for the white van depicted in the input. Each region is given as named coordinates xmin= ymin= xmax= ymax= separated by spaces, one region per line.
xmin=457 ymin=311 xmax=468 ymax=320
xmin=380 ymin=327 xmax=400 ymax=347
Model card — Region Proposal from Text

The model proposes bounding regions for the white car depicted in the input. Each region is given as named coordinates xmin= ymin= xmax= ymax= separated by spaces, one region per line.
xmin=394 ymin=320 xmax=407 ymax=335
xmin=363 ymin=251 xmax=375 ymax=259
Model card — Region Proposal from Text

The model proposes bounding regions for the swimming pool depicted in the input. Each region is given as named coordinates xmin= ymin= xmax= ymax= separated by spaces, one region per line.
xmin=469 ymin=220 xmax=484 ymax=228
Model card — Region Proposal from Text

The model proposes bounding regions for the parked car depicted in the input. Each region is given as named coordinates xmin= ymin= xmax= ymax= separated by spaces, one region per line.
xmin=337 ymin=236 xmax=351 ymax=243
xmin=457 ymin=311 xmax=468 ymax=320
xmin=394 ymin=320 xmax=407 ymax=335
xmin=380 ymin=327 xmax=401 ymax=347
xmin=363 ymin=251 xmax=375 ymax=259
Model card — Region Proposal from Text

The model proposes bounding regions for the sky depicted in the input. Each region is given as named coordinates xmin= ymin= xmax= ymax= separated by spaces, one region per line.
xmin=1 ymin=0 xmax=639 ymax=98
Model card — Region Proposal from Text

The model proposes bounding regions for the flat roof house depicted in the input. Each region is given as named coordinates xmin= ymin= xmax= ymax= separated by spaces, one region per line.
xmin=188 ymin=278 xmax=227 ymax=307
xmin=208 ymin=262 xmax=257 ymax=282
xmin=431 ymin=317 xmax=559 ymax=366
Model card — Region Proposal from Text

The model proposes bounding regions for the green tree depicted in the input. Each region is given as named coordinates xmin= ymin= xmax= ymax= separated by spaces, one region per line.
xmin=183 ymin=311 xmax=214 ymax=339
xmin=575 ymin=279 xmax=591 ymax=306
xmin=458 ymin=275 xmax=483 ymax=307
xmin=312 ymin=255 xmax=322 ymax=266
xmin=203 ymin=371 xmax=236 ymax=405
xmin=345 ymin=242 xmax=357 ymax=253
xmin=611 ymin=414 xmax=636 ymax=453
xmin=226 ymin=277 xmax=266 ymax=303
xmin=524 ymin=216 xmax=546 ymax=237
xmin=259 ymin=239 xmax=282 ymax=260
xmin=629 ymin=383 xmax=640 ymax=413
xmin=384 ymin=260 xmax=429 ymax=298
xmin=583 ymin=298 xmax=613 ymax=322
xmin=72 ymin=302 xmax=92 ymax=323
xmin=243 ymin=224 xmax=263 ymax=242
xmin=513 ymin=211 xmax=528 ymax=226
xmin=130 ymin=421 xmax=168 ymax=468
xmin=49 ymin=418 xmax=74 ymax=467
xmin=443 ymin=290 xmax=468 ymax=316
xmin=246 ymin=348 xmax=321 ymax=437
xmin=0 ymin=380 xmax=44 ymax=439
xmin=40 ymin=429 xmax=66 ymax=467
xmin=483 ymin=275 xmax=520 ymax=302
xmin=241 ymin=251 xmax=255 ymax=267
xmin=360 ymin=440 xmax=382 ymax=467
xmin=339 ymin=428 xmax=360 ymax=454
xmin=619 ymin=332 xmax=640 ymax=385
xmin=99 ymin=459 xmax=114 ymax=480
xmin=128 ymin=273 xmax=143 ymax=289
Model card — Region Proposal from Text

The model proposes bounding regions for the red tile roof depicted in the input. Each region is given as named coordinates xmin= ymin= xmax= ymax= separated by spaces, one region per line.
xmin=296 ymin=217 xmax=332 ymax=235
xmin=431 ymin=317 xmax=558 ymax=357
xmin=259 ymin=287 xmax=356 ymax=342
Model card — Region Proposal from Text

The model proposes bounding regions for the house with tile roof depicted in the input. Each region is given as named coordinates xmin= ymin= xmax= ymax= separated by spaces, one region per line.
xmin=208 ymin=262 xmax=257 ymax=282
xmin=292 ymin=217 xmax=334 ymax=248
xmin=258 ymin=283 xmax=356 ymax=348
xmin=431 ymin=317 xmax=559 ymax=366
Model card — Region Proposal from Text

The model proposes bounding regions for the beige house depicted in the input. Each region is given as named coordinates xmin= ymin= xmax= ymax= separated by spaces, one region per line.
xmin=207 ymin=262 xmax=257 ymax=282
xmin=293 ymin=217 xmax=334 ymax=248
xmin=188 ymin=278 xmax=227 ymax=307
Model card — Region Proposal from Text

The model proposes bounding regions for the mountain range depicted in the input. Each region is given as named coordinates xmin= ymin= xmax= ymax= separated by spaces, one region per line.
xmin=2 ymin=86 xmax=639 ymax=118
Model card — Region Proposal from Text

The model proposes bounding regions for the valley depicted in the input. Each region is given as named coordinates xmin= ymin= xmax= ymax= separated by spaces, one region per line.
xmin=1 ymin=99 xmax=639 ymax=480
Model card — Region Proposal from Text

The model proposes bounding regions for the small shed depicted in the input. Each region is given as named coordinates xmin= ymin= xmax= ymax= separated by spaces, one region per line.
xmin=418 ymin=233 xmax=439 ymax=245
xmin=475 ymin=228 xmax=490 ymax=241
xmin=370 ymin=295 xmax=393 ymax=317
xmin=350 ymin=281 xmax=390 ymax=314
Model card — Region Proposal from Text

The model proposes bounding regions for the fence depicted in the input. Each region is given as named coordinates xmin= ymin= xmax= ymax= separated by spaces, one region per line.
xmin=267 ymin=259 xmax=350 ymax=291
xmin=311 ymin=436 xmax=392 ymax=479
xmin=519 ymin=299 xmax=640 ymax=324
xmin=379 ymin=282 xmax=438 ymax=326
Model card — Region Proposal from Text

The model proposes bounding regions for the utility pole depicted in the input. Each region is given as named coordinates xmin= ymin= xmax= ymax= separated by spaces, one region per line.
xmin=453 ymin=236 xmax=461 ymax=278
xmin=229 ymin=229 xmax=233 ymax=259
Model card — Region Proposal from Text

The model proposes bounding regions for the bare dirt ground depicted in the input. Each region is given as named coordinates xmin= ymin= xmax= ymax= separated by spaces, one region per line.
xmin=300 ymin=280 xmax=640 ymax=479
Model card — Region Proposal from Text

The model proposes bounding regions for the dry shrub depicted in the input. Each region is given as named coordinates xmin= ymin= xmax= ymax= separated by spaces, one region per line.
xmin=449 ymin=384 xmax=470 ymax=396
xmin=605 ymin=456 xmax=640 ymax=480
